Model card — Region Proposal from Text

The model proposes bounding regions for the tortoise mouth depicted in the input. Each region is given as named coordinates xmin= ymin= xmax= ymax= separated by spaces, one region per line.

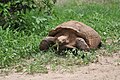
xmin=55 ymin=44 xmax=75 ymax=52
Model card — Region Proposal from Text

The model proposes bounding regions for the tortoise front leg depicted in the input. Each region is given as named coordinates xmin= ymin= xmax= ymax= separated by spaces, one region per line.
xmin=39 ymin=36 xmax=56 ymax=51
xmin=75 ymin=38 xmax=90 ymax=51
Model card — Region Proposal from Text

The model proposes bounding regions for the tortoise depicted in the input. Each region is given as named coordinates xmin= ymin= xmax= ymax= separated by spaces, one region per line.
xmin=39 ymin=20 xmax=101 ymax=51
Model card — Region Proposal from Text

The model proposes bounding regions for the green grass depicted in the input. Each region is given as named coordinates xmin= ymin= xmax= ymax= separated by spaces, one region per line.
xmin=0 ymin=0 xmax=120 ymax=74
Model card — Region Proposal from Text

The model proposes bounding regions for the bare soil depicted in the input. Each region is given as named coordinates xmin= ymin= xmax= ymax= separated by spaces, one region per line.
xmin=0 ymin=51 xmax=120 ymax=80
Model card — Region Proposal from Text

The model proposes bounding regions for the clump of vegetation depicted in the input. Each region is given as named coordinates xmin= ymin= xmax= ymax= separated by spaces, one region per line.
xmin=0 ymin=0 xmax=55 ymax=31
xmin=0 ymin=0 xmax=36 ymax=29
xmin=0 ymin=0 xmax=120 ymax=74
xmin=34 ymin=0 xmax=56 ymax=15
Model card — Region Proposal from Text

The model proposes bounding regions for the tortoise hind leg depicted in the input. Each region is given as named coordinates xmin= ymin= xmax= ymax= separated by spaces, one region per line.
xmin=75 ymin=38 xmax=90 ymax=51
xmin=39 ymin=37 xmax=56 ymax=51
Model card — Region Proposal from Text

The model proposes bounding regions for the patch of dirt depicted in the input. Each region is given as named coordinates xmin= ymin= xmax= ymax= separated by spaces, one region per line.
xmin=0 ymin=51 xmax=120 ymax=80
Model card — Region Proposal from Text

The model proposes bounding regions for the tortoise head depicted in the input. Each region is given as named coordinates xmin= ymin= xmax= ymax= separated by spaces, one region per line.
xmin=56 ymin=35 xmax=69 ymax=45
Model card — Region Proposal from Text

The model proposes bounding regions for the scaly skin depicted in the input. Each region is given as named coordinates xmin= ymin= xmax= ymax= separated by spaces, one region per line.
xmin=39 ymin=36 xmax=90 ymax=51
xmin=39 ymin=37 xmax=56 ymax=51
xmin=76 ymin=38 xmax=90 ymax=51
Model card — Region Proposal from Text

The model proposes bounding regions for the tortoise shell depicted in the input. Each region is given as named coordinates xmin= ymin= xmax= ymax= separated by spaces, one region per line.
xmin=48 ymin=20 xmax=101 ymax=49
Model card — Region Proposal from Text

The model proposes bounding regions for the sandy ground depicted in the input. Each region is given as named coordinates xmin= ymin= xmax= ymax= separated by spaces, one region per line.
xmin=0 ymin=51 xmax=120 ymax=80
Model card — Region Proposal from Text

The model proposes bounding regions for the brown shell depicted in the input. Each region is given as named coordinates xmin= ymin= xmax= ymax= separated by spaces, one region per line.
xmin=49 ymin=20 xmax=101 ymax=49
